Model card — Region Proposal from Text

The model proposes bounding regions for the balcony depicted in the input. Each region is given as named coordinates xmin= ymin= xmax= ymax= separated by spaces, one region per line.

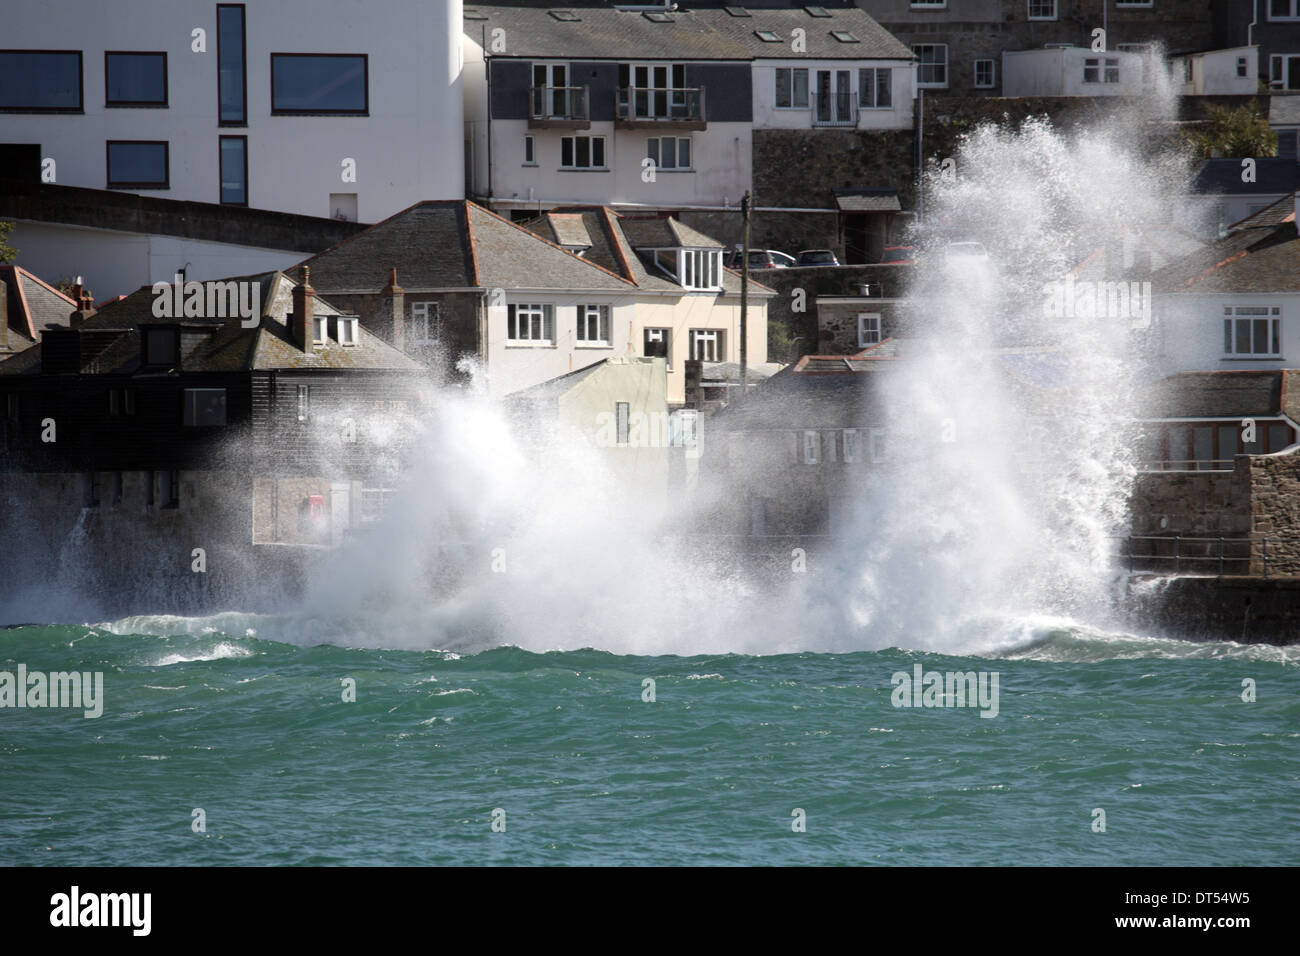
xmin=615 ymin=86 xmax=706 ymax=130
xmin=812 ymin=90 xmax=858 ymax=127
xmin=528 ymin=85 xmax=589 ymax=129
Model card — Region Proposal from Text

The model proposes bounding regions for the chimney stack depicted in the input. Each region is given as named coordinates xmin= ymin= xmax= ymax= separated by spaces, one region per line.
xmin=382 ymin=267 xmax=405 ymax=352
xmin=68 ymin=277 xmax=95 ymax=328
xmin=291 ymin=267 xmax=313 ymax=350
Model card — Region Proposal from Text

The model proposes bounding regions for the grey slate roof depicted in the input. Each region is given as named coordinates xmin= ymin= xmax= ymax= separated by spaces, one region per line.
xmin=1139 ymin=370 xmax=1300 ymax=420
xmin=464 ymin=4 xmax=913 ymax=61
xmin=1 ymin=266 xmax=76 ymax=345
xmin=833 ymin=188 xmax=901 ymax=213
xmin=1149 ymin=197 xmax=1300 ymax=294
xmin=0 ymin=271 xmax=423 ymax=377
xmin=527 ymin=206 xmax=776 ymax=296
xmin=295 ymin=200 xmax=634 ymax=294
xmin=1269 ymin=95 xmax=1300 ymax=127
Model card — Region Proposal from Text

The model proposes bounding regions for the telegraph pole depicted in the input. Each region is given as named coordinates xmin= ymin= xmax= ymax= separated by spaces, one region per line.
xmin=740 ymin=189 xmax=750 ymax=397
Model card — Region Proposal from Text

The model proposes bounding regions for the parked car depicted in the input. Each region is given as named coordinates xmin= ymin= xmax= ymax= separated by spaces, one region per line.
xmin=880 ymin=245 xmax=916 ymax=264
xmin=796 ymin=249 xmax=841 ymax=267
xmin=725 ymin=249 xmax=796 ymax=270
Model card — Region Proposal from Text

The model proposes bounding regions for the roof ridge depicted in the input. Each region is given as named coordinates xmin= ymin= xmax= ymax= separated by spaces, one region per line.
xmin=469 ymin=201 xmax=638 ymax=287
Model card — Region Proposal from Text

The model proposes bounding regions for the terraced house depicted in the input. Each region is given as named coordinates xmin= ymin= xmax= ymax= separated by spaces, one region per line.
xmin=292 ymin=199 xmax=773 ymax=403
xmin=0 ymin=271 xmax=427 ymax=613
xmin=461 ymin=3 xmax=915 ymax=224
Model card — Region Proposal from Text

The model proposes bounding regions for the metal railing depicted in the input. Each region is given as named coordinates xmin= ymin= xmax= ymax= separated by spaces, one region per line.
xmin=528 ymin=85 xmax=589 ymax=122
xmin=1137 ymin=459 xmax=1236 ymax=473
xmin=616 ymin=86 xmax=705 ymax=123
xmin=1114 ymin=534 xmax=1300 ymax=578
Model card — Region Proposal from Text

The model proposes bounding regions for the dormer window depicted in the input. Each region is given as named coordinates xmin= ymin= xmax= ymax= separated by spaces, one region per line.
xmin=312 ymin=316 xmax=328 ymax=345
xmin=142 ymin=326 xmax=179 ymax=367
xmin=650 ymin=248 xmax=722 ymax=291
xmin=335 ymin=316 xmax=359 ymax=346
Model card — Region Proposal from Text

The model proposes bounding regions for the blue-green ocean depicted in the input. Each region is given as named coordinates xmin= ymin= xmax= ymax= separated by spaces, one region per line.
xmin=1 ymin=616 xmax=1297 ymax=866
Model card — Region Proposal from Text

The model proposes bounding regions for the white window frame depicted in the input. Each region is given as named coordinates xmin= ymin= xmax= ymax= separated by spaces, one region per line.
xmin=1084 ymin=57 xmax=1120 ymax=84
xmin=678 ymin=249 xmax=721 ymax=291
xmin=507 ymin=302 xmax=555 ymax=344
xmin=974 ymin=59 xmax=995 ymax=89
xmin=842 ymin=428 xmax=858 ymax=463
xmin=576 ymin=304 xmax=611 ymax=345
xmin=803 ymin=430 xmax=820 ymax=464
xmin=1269 ymin=0 xmax=1300 ymax=20
xmin=647 ymin=136 xmax=692 ymax=171
xmin=857 ymin=67 xmax=892 ymax=109
xmin=336 ymin=316 xmax=358 ymax=347
xmin=1270 ymin=54 xmax=1300 ymax=89
xmin=616 ymin=401 xmax=630 ymax=446
xmin=297 ymin=384 xmax=310 ymax=423
xmin=909 ymin=0 xmax=946 ymax=6
xmin=775 ymin=66 xmax=809 ymax=109
xmin=559 ymin=135 xmax=606 ymax=170
xmin=1222 ymin=306 xmax=1282 ymax=358
xmin=869 ymin=427 xmax=886 ymax=463
xmin=1027 ymin=0 xmax=1057 ymax=21
xmin=689 ymin=328 xmax=724 ymax=362
xmin=312 ymin=315 xmax=328 ymax=345
xmin=1115 ymin=1 xmax=1152 ymax=6
xmin=644 ymin=327 xmax=671 ymax=368
xmin=523 ymin=134 xmax=536 ymax=166
xmin=857 ymin=313 xmax=882 ymax=348
xmin=913 ymin=44 xmax=947 ymax=88
xmin=411 ymin=301 xmax=440 ymax=345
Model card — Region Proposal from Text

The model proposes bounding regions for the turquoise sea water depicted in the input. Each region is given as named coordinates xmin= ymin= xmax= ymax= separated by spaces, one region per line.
xmin=1 ymin=618 xmax=1297 ymax=866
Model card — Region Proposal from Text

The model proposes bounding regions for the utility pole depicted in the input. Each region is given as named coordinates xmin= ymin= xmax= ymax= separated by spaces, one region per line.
xmin=740 ymin=189 xmax=750 ymax=397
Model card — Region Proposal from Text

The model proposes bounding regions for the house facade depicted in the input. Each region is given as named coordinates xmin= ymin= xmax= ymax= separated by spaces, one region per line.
xmin=293 ymin=200 xmax=773 ymax=404
xmin=0 ymin=0 xmax=464 ymax=222
xmin=0 ymin=271 xmax=428 ymax=614
xmin=462 ymin=4 xmax=913 ymax=219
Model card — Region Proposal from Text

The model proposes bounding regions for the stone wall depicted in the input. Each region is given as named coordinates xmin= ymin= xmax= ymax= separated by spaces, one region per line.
xmin=758 ymin=264 xmax=914 ymax=360
xmin=1127 ymin=446 xmax=1300 ymax=576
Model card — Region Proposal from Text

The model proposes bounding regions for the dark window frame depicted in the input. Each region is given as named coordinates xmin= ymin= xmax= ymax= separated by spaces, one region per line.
xmin=0 ymin=49 xmax=83 ymax=113
xmin=106 ymin=140 xmax=170 ymax=189
xmin=219 ymin=134 xmax=248 ymax=206
xmin=270 ymin=52 xmax=369 ymax=116
xmin=104 ymin=51 xmax=168 ymax=108
xmin=217 ymin=3 xmax=248 ymax=126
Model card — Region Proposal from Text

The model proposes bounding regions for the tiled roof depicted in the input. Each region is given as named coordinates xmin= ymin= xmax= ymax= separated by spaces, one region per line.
xmin=295 ymin=200 xmax=634 ymax=294
xmin=1 ymin=266 xmax=76 ymax=346
xmin=529 ymin=205 xmax=776 ymax=296
xmin=463 ymin=4 xmax=913 ymax=61
xmin=833 ymin=188 xmax=901 ymax=213
xmin=1139 ymin=370 xmax=1297 ymax=419
xmin=1149 ymin=207 xmax=1300 ymax=294
xmin=0 ymin=272 xmax=422 ymax=376
xmin=543 ymin=213 xmax=594 ymax=249
xmin=1269 ymin=95 xmax=1300 ymax=127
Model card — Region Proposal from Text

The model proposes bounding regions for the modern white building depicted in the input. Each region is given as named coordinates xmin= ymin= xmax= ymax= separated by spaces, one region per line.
xmin=0 ymin=0 xmax=464 ymax=222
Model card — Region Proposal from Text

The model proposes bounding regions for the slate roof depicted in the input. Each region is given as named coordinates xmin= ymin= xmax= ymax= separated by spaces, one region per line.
xmin=709 ymin=360 xmax=884 ymax=430
xmin=1138 ymin=370 xmax=1300 ymax=420
xmin=526 ymin=206 xmax=776 ymax=296
xmin=463 ymin=4 xmax=913 ymax=61
xmin=0 ymin=272 xmax=423 ymax=377
xmin=1269 ymin=95 xmax=1300 ymax=127
xmin=1 ymin=266 xmax=76 ymax=349
xmin=1190 ymin=158 xmax=1300 ymax=196
xmin=833 ymin=188 xmax=901 ymax=213
xmin=543 ymin=213 xmax=593 ymax=249
xmin=1150 ymin=195 xmax=1300 ymax=294
xmin=295 ymin=200 xmax=633 ymax=294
